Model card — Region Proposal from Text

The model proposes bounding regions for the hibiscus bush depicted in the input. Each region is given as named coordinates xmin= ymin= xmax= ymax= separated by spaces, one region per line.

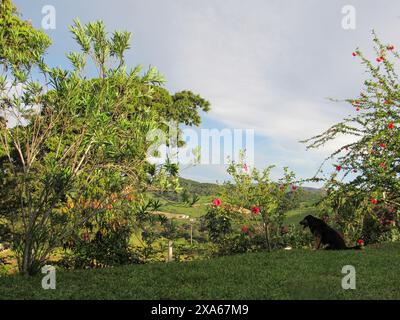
xmin=303 ymin=33 xmax=400 ymax=244
xmin=201 ymin=154 xmax=302 ymax=255
xmin=224 ymin=155 xmax=300 ymax=251
xmin=201 ymin=197 xmax=313 ymax=255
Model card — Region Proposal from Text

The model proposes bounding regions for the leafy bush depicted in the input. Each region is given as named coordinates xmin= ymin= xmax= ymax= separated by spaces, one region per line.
xmin=278 ymin=225 xmax=315 ymax=249
xmin=303 ymin=34 xmax=400 ymax=245
xmin=201 ymin=198 xmax=302 ymax=256
xmin=223 ymin=154 xmax=299 ymax=251
xmin=60 ymin=222 xmax=140 ymax=269
xmin=361 ymin=204 xmax=399 ymax=244
xmin=201 ymin=203 xmax=236 ymax=243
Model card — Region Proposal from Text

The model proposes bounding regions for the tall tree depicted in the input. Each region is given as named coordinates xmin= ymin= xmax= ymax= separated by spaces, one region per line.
xmin=0 ymin=4 xmax=209 ymax=274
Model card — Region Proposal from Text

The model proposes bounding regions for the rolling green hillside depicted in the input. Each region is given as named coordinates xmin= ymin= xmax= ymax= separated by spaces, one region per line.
xmin=151 ymin=178 xmax=324 ymax=223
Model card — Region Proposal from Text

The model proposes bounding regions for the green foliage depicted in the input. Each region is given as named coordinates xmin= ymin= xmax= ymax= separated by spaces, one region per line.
xmin=143 ymin=87 xmax=210 ymax=127
xmin=60 ymin=198 xmax=164 ymax=268
xmin=202 ymin=204 xmax=237 ymax=243
xmin=224 ymin=153 xmax=299 ymax=250
xmin=188 ymin=194 xmax=200 ymax=207
xmin=179 ymin=189 xmax=200 ymax=207
xmin=0 ymin=0 xmax=51 ymax=71
xmin=0 ymin=4 xmax=209 ymax=275
xmin=303 ymin=33 xmax=400 ymax=244
xmin=180 ymin=189 xmax=190 ymax=203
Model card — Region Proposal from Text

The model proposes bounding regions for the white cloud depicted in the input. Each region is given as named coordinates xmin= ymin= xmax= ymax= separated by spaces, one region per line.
xmin=139 ymin=0 xmax=400 ymax=184
xmin=16 ymin=0 xmax=400 ymax=184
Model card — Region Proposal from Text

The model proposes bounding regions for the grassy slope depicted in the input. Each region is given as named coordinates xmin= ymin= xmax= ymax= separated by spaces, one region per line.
xmin=152 ymin=179 xmax=324 ymax=221
xmin=285 ymin=206 xmax=320 ymax=225
xmin=1 ymin=243 xmax=400 ymax=300
xmin=159 ymin=195 xmax=212 ymax=218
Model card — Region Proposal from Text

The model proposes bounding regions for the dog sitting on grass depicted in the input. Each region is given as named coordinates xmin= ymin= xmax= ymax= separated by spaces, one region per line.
xmin=299 ymin=215 xmax=362 ymax=250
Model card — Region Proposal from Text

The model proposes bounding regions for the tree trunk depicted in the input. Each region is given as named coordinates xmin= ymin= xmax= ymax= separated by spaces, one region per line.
xmin=264 ymin=222 xmax=271 ymax=252
xmin=21 ymin=236 xmax=33 ymax=275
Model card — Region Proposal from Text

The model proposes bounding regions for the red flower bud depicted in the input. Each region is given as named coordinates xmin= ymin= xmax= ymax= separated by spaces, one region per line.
xmin=213 ymin=198 xmax=222 ymax=207
xmin=370 ymin=198 xmax=378 ymax=205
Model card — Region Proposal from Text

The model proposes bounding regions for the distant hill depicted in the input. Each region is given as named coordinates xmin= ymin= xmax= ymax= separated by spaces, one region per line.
xmin=178 ymin=178 xmax=324 ymax=202
xmin=178 ymin=178 xmax=223 ymax=196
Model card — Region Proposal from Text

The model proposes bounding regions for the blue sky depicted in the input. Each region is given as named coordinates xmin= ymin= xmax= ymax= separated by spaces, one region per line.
xmin=13 ymin=0 xmax=400 ymax=185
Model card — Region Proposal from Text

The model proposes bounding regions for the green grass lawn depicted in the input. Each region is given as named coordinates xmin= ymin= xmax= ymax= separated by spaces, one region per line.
xmin=1 ymin=242 xmax=399 ymax=300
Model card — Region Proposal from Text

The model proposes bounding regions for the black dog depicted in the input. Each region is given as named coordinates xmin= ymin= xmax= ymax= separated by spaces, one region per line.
xmin=299 ymin=215 xmax=361 ymax=250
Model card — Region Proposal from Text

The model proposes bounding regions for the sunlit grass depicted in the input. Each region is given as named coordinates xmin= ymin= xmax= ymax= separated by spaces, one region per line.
xmin=1 ymin=242 xmax=399 ymax=300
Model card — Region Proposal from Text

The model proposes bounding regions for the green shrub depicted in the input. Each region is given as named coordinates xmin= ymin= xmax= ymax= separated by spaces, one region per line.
xmin=361 ymin=204 xmax=399 ymax=244
xmin=60 ymin=219 xmax=140 ymax=269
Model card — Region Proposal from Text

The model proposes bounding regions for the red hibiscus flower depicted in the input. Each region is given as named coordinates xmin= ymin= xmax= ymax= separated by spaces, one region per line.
xmin=388 ymin=122 xmax=395 ymax=129
xmin=251 ymin=206 xmax=260 ymax=215
xmin=352 ymin=52 xmax=357 ymax=57
xmin=213 ymin=198 xmax=222 ymax=207
xmin=241 ymin=225 xmax=249 ymax=233
xmin=336 ymin=165 xmax=342 ymax=172
xmin=291 ymin=185 xmax=297 ymax=191
xmin=357 ymin=239 xmax=364 ymax=246
xmin=380 ymin=143 xmax=386 ymax=149
xmin=370 ymin=198 xmax=378 ymax=205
